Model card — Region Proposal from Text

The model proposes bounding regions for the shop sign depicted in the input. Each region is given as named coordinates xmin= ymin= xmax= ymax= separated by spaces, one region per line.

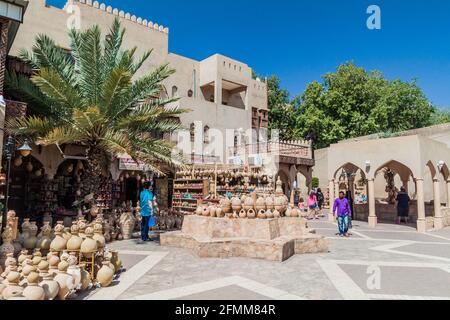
xmin=118 ymin=157 xmax=149 ymax=171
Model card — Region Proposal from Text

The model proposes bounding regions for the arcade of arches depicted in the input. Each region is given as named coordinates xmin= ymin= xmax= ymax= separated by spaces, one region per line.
xmin=325 ymin=135 xmax=450 ymax=233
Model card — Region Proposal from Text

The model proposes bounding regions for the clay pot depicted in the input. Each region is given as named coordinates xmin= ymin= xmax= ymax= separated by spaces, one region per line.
xmin=291 ymin=208 xmax=300 ymax=218
xmin=23 ymin=272 xmax=45 ymax=300
xmin=80 ymin=227 xmax=98 ymax=258
xmin=220 ymin=198 xmax=232 ymax=213
xmin=39 ymin=273 xmax=60 ymax=300
xmin=2 ymin=268 xmax=23 ymax=300
xmin=257 ymin=210 xmax=267 ymax=219
xmin=96 ymin=261 xmax=114 ymax=287
xmin=67 ymin=253 xmax=81 ymax=290
xmin=265 ymin=196 xmax=275 ymax=210
xmin=36 ymin=223 xmax=52 ymax=253
xmin=255 ymin=197 xmax=266 ymax=211
xmin=18 ymin=250 xmax=28 ymax=265
xmin=12 ymin=239 xmax=22 ymax=257
xmin=201 ymin=207 xmax=210 ymax=217
xmin=247 ymin=209 xmax=256 ymax=219
xmin=48 ymin=252 xmax=60 ymax=276
xmin=22 ymin=259 xmax=36 ymax=277
xmin=209 ymin=206 xmax=216 ymax=218
xmin=285 ymin=206 xmax=292 ymax=218
xmin=62 ymin=228 xmax=72 ymax=242
xmin=273 ymin=210 xmax=281 ymax=219
xmin=216 ymin=207 xmax=224 ymax=218
xmin=243 ymin=197 xmax=254 ymax=210
xmin=239 ymin=209 xmax=247 ymax=219
xmin=50 ymin=223 xmax=67 ymax=252
xmin=79 ymin=264 xmax=91 ymax=291
xmin=266 ymin=209 xmax=274 ymax=219
xmin=231 ymin=197 xmax=242 ymax=212
xmin=23 ymin=222 xmax=38 ymax=250
xmin=67 ymin=223 xmax=83 ymax=251
xmin=93 ymin=224 xmax=106 ymax=250
xmin=53 ymin=259 xmax=75 ymax=300
xmin=196 ymin=206 xmax=203 ymax=216
xmin=232 ymin=211 xmax=239 ymax=219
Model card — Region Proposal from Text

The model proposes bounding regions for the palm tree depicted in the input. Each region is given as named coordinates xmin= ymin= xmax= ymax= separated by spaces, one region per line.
xmin=6 ymin=18 xmax=187 ymax=196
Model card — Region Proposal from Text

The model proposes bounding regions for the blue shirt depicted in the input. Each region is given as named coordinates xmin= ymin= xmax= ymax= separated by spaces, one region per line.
xmin=140 ymin=190 xmax=154 ymax=217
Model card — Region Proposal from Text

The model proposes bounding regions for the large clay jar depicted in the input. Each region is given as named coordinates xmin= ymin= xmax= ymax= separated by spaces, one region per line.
xmin=20 ymin=218 xmax=31 ymax=245
xmin=80 ymin=227 xmax=98 ymax=259
xmin=2 ymin=267 xmax=23 ymax=300
xmin=196 ymin=206 xmax=203 ymax=216
xmin=92 ymin=223 xmax=106 ymax=251
xmin=220 ymin=198 xmax=232 ymax=214
xmin=96 ymin=261 xmax=114 ymax=287
xmin=39 ymin=272 xmax=59 ymax=300
xmin=23 ymin=271 xmax=45 ymax=300
xmin=239 ymin=209 xmax=247 ymax=219
xmin=273 ymin=209 xmax=281 ymax=219
xmin=285 ymin=206 xmax=292 ymax=218
xmin=18 ymin=250 xmax=28 ymax=265
xmin=79 ymin=264 xmax=91 ymax=291
xmin=0 ymin=227 xmax=15 ymax=268
xmin=247 ymin=209 xmax=256 ymax=219
xmin=12 ymin=239 xmax=22 ymax=257
xmin=201 ymin=207 xmax=210 ymax=217
xmin=291 ymin=208 xmax=300 ymax=218
xmin=67 ymin=253 xmax=81 ymax=290
xmin=231 ymin=197 xmax=242 ymax=213
xmin=24 ymin=221 xmax=38 ymax=250
xmin=67 ymin=223 xmax=83 ymax=251
xmin=32 ymin=250 xmax=43 ymax=267
xmin=255 ymin=197 xmax=266 ymax=211
xmin=53 ymin=259 xmax=75 ymax=300
xmin=209 ymin=206 xmax=216 ymax=218
xmin=265 ymin=196 xmax=275 ymax=210
xmin=257 ymin=210 xmax=267 ymax=219
xmin=78 ymin=220 xmax=87 ymax=240
xmin=243 ymin=197 xmax=254 ymax=211
xmin=50 ymin=222 xmax=67 ymax=252
xmin=216 ymin=207 xmax=224 ymax=218
xmin=48 ymin=252 xmax=60 ymax=276
xmin=274 ymin=196 xmax=285 ymax=213
xmin=62 ymin=228 xmax=72 ymax=242
xmin=266 ymin=209 xmax=274 ymax=219
xmin=36 ymin=222 xmax=52 ymax=254
xmin=109 ymin=250 xmax=122 ymax=273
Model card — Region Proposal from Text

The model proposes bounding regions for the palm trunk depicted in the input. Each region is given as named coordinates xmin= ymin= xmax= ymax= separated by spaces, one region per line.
xmin=80 ymin=147 xmax=108 ymax=198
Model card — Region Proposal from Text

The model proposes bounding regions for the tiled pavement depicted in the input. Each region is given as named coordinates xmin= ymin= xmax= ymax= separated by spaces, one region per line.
xmin=82 ymin=218 xmax=450 ymax=300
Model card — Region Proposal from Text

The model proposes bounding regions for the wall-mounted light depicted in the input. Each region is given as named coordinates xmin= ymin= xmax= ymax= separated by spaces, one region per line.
xmin=437 ymin=160 xmax=445 ymax=172
xmin=365 ymin=160 xmax=371 ymax=172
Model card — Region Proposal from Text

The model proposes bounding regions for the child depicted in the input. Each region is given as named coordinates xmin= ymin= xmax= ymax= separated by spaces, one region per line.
xmin=298 ymin=198 xmax=306 ymax=212
xmin=307 ymin=191 xmax=318 ymax=220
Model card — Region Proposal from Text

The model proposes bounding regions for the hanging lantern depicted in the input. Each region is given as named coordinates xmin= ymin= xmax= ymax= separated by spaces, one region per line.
xmin=77 ymin=160 xmax=84 ymax=170
xmin=119 ymin=176 xmax=124 ymax=182
xmin=26 ymin=162 xmax=34 ymax=172
xmin=67 ymin=163 xmax=74 ymax=173
xmin=13 ymin=156 xmax=23 ymax=167
xmin=125 ymin=173 xmax=130 ymax=179
xmin=35 ymin=169 xmax=42 ymax=177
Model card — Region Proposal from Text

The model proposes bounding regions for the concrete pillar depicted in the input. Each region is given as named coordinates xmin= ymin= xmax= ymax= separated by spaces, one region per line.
xmin=328 ymin=180 xmax=335 ymax=222
xmin=416 ymin=178 xmax=426 ymax=233
xmin=214 ymin=78 xmax=222 ymax=106
xmin=334 ymin=181 xmax=339 ymax=200
xmin=447 ymin=180 xmax=450 ymax=208
xmin=433 ymin=179 xmax=443 ymax=230
xmin=368 ymin=179 xmax=377 ymax=227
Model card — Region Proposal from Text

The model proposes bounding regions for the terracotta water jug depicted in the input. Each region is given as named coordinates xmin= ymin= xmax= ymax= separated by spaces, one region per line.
xmin=96 ymin=261 xmax=114 ymax=287
xmin=39 ymin=272 xmax=59 ymax=300
xmin=24 ymin=221 xmax=38 ymax=250
xmin=109 ymin=250 xmax=122 ymax=272
xmin=196 ymin=206 xmax=203 ymax=216
xmin=79 ymin=264 xmax=91 ymax=291
xmin=67 ymin=253 xmax=81 ymax=290
xmin=209 ymin=206 xmax=216 ymax=218
xmin=37 ymin=222 xmax=52 ymax=254
xmin=247 ymin=209 xmax=256 ymax=219
xmin=2 ymin=267 xmax=23 ymax=300
xmin=48 ymin=252 xmax=60 ymax=276
xmin=80 ymin=227 xmax=98 ymax=258
xmin=266 ymin=209 xmax=274 ymax=219
xmin=23 ymin=271 xmax=45 ymax=300
xmin=201 ymin=207 xmax=210 ymax=217
xmin=18 ymin=250 xmax=28 ymax=265
xmin=20 ymin=218 xmax=31 ymax=245
xmin=243 ymin=197 xmax=254 ymax=210
xmin=50 ymin=222 xmax=67 ymax=252
xmin=53 ymin=259 xmax=75 ymax=300
xmin=255 ymin=197 xmax=266 ymax=211
xmin=273 ymin=209 xmax=281 ymax=219
xmin=92 ymin=223 xmax=106 ymax=250
xmin=257 ymin=210 xmax=267 ymax=219
xmin=216 ymin=207 xmax=224 ymax=218
xmin=67 ymin=223 xmax=83 ymax=251
xmin=239 ymin=209 xmax=247 ymax=219
xmin=231 ymin=197 xmax=242 ymax=212
xmin=62 ymin=228 xmax=72 ymax=242
xmin=265 ymin=196 xmax=275 ymax=210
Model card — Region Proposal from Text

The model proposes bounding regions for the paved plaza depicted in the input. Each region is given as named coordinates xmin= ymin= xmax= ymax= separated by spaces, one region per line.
xmin=83 ymin=218 xmax=450 ymax=300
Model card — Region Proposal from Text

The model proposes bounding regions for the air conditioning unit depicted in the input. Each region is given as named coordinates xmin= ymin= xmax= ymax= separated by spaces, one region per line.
xmin=228 ymin=156 xmax=243 ymax=165
xmin=248 ymin=154 xmax=263 ymax=166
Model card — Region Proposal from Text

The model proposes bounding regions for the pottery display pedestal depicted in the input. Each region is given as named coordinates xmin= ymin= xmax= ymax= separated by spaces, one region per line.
xmin=160 ymin=216 xmax=329 ymax=262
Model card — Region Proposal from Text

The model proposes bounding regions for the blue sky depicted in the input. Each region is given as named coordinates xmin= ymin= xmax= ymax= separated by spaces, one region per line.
xmin=47 ymin=0 xmax=450 ymax=108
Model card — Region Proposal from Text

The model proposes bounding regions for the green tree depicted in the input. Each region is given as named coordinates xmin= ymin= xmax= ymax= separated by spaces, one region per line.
xmin=6 ymin=18 xmax=187 ymax=196
xmin=294 ymin=62 xmax=437 ymax=149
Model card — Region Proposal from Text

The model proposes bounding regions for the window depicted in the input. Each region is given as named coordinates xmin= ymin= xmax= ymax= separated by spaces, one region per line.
xmin=190 ymin=123 xmax=195 ymax=142
xmin=204 ymin=126 xmax=210 ymax=143
xmin=172 ymin=86 xmax=178 ymax=97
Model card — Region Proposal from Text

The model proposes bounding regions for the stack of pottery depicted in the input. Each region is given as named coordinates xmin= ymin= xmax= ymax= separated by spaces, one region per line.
xmin=0 ymin=226 xmax=14 ymax=268
xmin=220 ymin=198 xmax=232 ymax=214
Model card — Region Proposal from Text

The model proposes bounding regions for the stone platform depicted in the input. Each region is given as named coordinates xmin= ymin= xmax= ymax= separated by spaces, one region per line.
xmin=160 ymin=216 xmax=329 ymax=262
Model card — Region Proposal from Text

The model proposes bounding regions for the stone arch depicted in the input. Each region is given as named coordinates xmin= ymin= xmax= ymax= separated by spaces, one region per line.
xmin=333 ymin=162 xmax=366 ymax=181
xmin=439 ymin=163 xmax=450 ymax=181
xmin=426 ymin=160 xmax=437 ymax=180
xmin=277 ymin=167 xmax=291 ymax=198
xmin=375 ymin=160 xmax=415 ymax=187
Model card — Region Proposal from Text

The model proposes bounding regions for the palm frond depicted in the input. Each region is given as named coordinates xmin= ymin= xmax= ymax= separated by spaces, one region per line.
xmin=6 ymin=116 xmax=53 ymax=137
xmin=102 ymin=17 xmax=125 ymax=78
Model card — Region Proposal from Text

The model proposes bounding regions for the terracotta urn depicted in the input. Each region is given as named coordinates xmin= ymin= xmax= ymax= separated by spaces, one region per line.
xmin=23 ymin=271 xmax=45 ymax=300
xmin=201 ymin=207 xmax=210 ymax=217
xmin=196 ymin=206 xmax=203 ymax=216
xmin=37 ymin=259 xmax=50 ymax=277
xmin=39 ymin=272 xmax=60 ymax=300
xmin=18 ymin=250 xmax=29 ymax=265
xmin=32 ymin=250 xmax=43 ymax=267
xmin=257 ymin=210 xmax=267 ymax=219
xmin=48 ymin=252 xmax=60 ymax=276
xmin=67 ymin=253 xmax=81 ymax=290
xmin=53 ymin=259 xmax=75 ymax=300
xmin=243 ymin=197 xmax=254 ymax=211
xmin=20 ymin=218 xmax=31 ymax=245
xmin=96 ymin=261 xmax=114 ymax=287
xmin=247 ymin=209 xmax=256 ymax=219
xmin=78 ymin=220 xmax=87 ymax=240
xmin=21 ymin=259 xmax=36 ymax=278
xmin=67 ymin=223 xmax=83 ymax=251
xmin=92 ymin=223 xmax=106 ymax=250
xmin=50 ymin=222 xmax=67 ymax=252
xmin=265 ymin=196 xmax=275 ymax=210
xmin=255 ymin=196 xmax=266 ymax=211
xmin=80 ymin=227 xmax=98 ymax=259
xmin=273 ymin=209 xmax=281 ymax=219
xmin=36 ymin=222 xmax=52 ymax=253
xmin=79 ymin=264 xmax=91 ymax=291
xmin=109 ymin=250 xmax=122 ymax=272
xmin=285 ymin=205 xmax=292 ymax=217
xmin=62 ymin=228 xmax=72 ymax=242
xmin=274 ymin=196 xmax=285 ymax=213
xmin=220 ymin=198 xmax=232 ymax=213
xmin=291 ymin=208 xmax=300 ymax=218
xmin=0 ymin=227 xmax=15 ymax=268
xmin=2 ymin=267 xmax=24 ymax=300
xmin=23 ymin=221 xmax=38 ymax=250
xmin=239 ymin=209 xmax=247 ymax=219
xmin=216 ymin=207 xmax=224 ymax=218
xmin=231 ymin=197 xmax=242 ymax=212
xmin=266 ymin=209 xmax=274 ymax=219
xmin=209 ymin=206 xmax=216 ymax=218
xmin=12 ymin=239 xmax=22 ymax=257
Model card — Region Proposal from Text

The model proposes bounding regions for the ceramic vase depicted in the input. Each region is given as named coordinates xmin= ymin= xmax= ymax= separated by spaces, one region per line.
xmin=50 ymin=222 xmax=67 ymax=252
xmin=257 ymin=210 xmax=267 ymax=219
xmin=79 ymin=264 xmax=91 ymax=291
xmin=66 ymin=223 xmax=83 ymax=251
xmin=53 ymin=259 xmax=75 ymax=300
xmin=48 ymin=252 xmax=60 ymax=276
xmin=247 ymin=209 xmax=256 ymax=219
xmin=239 ymin=209 xmax=247 ymax=219
xmin=80 ymin=227 xmax=98 ymax=258
xmin=93 ymin=223 xmax=106 ymax=250
xmin=39 ymin=272 xmax=60 ymax=300
xmin=266 ymin=209 xmax=274 ymax=219
xmin=67 ymin=253 xmax=81 ymax=290
xmin=96 ymin=261 xmax=114 ymax=287
xmin=23 ymin=222 xmax=38 ymax=250
xmin=273 ymin=209 xmax=281 ymax=219
xmin=23 ymin=271 xmax=45 ymax=300
xmin=2 ymin=267 xmax=24 ymax=300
